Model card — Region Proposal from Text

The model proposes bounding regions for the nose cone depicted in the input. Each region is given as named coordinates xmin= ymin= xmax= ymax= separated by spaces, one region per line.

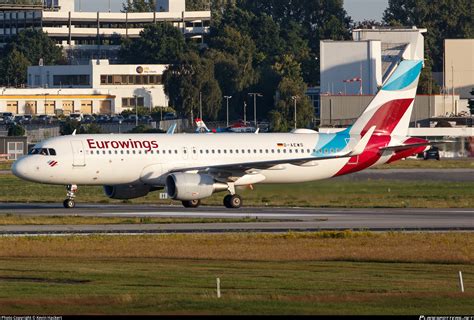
xmin=12 ymin=158 xmax=31 ymax=181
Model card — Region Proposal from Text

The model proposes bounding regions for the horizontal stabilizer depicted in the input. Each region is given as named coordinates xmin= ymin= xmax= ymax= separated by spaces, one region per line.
xmin=379 ymin=140 xmax=454 ymax=152
xmin=350 ymin=126 xmax=376 ymax=156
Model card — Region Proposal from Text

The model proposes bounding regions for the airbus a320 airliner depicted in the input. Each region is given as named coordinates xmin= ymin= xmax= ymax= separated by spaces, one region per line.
xmin=13 ymin=60 xmax=430 ymax=209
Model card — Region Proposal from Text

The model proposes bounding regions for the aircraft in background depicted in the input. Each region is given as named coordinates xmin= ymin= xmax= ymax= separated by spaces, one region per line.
xmin=194 ymin=118 xmax=257 ymax=134
xmin=13 ymin=60 xmax=431 ymax=209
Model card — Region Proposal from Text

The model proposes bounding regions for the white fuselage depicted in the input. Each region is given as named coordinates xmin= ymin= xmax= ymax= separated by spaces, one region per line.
xmin=13 ymin=131 xmax=388 ymax=187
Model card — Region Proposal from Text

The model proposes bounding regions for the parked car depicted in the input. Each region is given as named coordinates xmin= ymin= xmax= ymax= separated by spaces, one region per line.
xmin=23 ymin=115 xmax=33 ymax=124
xmin=14 ymin=115 xmax=25 ymax=124
xmin=163 ymin=112 xmax=177 ymax=120
xmin=69 ymin=113 xmax=83 ymax=122
xmin=424 ymin=146 xmax=440 ymax=160
xmin=140 ymin=115 xmax=153 ymax=123
xmin=1 ymin=112 xmax=14 ymax=124
xmin=96 ymin=115 xmax=110 ymax=123
xmin=37 ymin=114 xmax=52 ymax=124
xmin=82 ymin=115 xmax=95 ymax=123
xmin=125 ymin=114 xmax=139 ymax=123
xmin=111 ymin=115 xmax=125 ymax=123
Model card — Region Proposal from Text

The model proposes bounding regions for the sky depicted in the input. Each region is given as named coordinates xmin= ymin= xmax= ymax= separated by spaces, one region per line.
xmin=77 ymin=0 xmax=389 ymax=22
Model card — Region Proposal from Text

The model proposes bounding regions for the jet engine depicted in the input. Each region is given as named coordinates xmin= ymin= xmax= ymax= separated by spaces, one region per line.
xmin=166 ymin=173 xmax=228 ymax=201
xmin=103 ymin=184 xmax=151 ymax=200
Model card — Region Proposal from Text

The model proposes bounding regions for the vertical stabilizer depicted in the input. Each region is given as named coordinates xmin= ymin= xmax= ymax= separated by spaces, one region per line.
xmin=350 ymin=60 xmax=423 ymax=137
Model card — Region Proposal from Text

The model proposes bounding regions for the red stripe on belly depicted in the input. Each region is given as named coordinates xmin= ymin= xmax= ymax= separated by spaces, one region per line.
xmin=335 ymin=135 xmax=390 ymax=177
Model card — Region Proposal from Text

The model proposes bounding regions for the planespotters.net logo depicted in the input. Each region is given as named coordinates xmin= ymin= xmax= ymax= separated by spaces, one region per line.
xmin=420 ymin=316 xmax=474 ymax=320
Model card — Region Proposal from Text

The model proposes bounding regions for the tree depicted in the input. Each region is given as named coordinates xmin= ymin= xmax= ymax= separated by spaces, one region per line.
xmin=7 ymin=123 xmax=25 ymax=136
xmin=1 ymin=48 xmax=29 ymax=86
xmin=119 ymin=23 xmax=186 ymax=64
xmin=60 ymin=119 xmax=80 ymax=135
xmin=163 ymin=51 xmax=222 ymax=120
xmin=270 ymin=55 xmax=314 ymax=132
xmin=5 ymin=29 xmax=64 ymax=66
xmin=122 ymin=0 xmax=155 ymax=12
xmin=383 ymin=0 xmax=473 ymax=73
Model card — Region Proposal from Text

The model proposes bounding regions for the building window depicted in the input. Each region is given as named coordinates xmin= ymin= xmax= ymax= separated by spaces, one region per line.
xmin=100 ymin=74 xmax=162 ymax=85
xmin=53 ymin=75 xmax=90 ymax=87
xmin=122 ymin=97 xmax=144 ymax=108
xmin=7 ymin=142 xmax=24 ymax=160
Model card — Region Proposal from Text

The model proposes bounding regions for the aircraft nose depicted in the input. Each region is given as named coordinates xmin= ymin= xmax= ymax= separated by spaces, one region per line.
xmin=12 ymin=158 xmax=30 ymax=180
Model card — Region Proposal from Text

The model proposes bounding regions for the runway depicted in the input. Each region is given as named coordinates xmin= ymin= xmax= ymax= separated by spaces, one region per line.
xmin=0 ymin=203 xmax=473 ymax=235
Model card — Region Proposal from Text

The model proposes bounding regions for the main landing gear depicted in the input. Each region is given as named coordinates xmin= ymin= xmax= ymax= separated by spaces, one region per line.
xmin=223 ymin=194 xmax=242 ymax=209
xmin=182 ymin=199 xmax=201 ymax=208
xmin=63 ymin=184 xmax=78 ymax=209
xmin=223 ymin=183 xmax=242 ymax=209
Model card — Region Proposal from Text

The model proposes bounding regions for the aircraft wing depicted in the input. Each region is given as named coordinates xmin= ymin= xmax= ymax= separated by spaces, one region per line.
xmin=171 ymin=126 xmax=376 ymax=175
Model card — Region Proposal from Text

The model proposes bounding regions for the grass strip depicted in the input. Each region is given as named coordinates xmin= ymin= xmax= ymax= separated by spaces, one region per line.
xmin=1 ymin=174 xmax=473 ymax=208
xmin=0 ymin=214 xmax=279 ymax=225
xmin=0 ymin=232 xmax=472 ymax=315
xmin=0 ymin=232 xmax=472 ymax=263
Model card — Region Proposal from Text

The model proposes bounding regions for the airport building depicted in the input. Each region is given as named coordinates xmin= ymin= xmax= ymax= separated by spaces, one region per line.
xmin=0 ymin=0 xmax=211 ymax=63
xmin=0 ymin=59 xmax=168 ymax=115
xmin=319 ymin=27 xmax=471 ymax=127
xmin=443 ymin=39 xmax=474 ymax=99
xmin=320 ymin=27 xmax=427 ymax=96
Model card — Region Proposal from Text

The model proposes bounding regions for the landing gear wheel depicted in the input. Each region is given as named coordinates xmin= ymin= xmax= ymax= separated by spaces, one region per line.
xmin=63 ymin=184 xmax=78 ymax=209
xmin=182 ymin=199 xmax=201 ymax=208
xmin=224 ymin=194 xmax=242 ymax=209
xmin=63 ymin=199 xmax=75 ymax=209
xmin=223 ymin=194 xmax=232 ymax=207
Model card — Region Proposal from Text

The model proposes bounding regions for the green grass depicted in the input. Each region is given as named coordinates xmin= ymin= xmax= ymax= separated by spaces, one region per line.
xmin=0 ymin=235 xmax=472 ymax=315
xmin=0 ymin=232 xmax=472 ymax=315
xmin=0 ymin=214 xmax=276 ymax=225
xmin=377 ymin=159 xmax=474 ymax=169
xmin=0 ymin=161 xmax=12 ymax=171
xmin=1 ymin=173 xmax=473 ymax=208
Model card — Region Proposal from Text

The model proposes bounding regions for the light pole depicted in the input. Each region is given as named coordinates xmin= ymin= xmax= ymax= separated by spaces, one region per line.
xmin=292 ymin=96 xmax=298 ymax=129
xmin=199 ymin=91 xmax=202 ymax=120
xmin=248 ymin=92 xmax=262 ymax=128
xmin=145 ymin=88 xmax=152 ymax=112
xmin=224 ymin=95 xmax=232 ymax=127
xmin=133 ymin=95 xmax=138 ymax=127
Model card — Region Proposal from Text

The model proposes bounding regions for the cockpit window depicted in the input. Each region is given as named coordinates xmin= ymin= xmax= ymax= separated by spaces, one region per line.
xmin=28 ymin=148 xmax=56 ymax=156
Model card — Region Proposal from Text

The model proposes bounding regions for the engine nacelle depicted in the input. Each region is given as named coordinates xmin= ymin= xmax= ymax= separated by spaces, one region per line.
xmin=104 ymin=184 xmax=151 ymax=200
xmin=166 ymin=173 xmax=228 ymax=201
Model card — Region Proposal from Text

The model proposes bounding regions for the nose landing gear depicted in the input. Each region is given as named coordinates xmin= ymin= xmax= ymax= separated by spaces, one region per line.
xmin=63 ymin=184 xmax=78 ymax=208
